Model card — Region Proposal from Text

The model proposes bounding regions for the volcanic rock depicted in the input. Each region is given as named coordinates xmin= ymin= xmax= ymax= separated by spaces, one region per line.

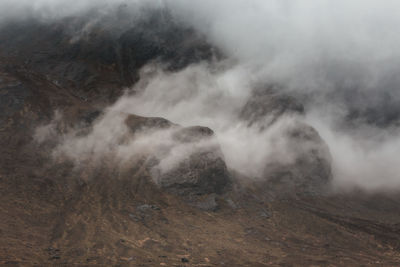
xmin=240 ymin=85 xmax=304 ymax=128
xmin=240 ymin=86 xmax=332 ymax=195
xmin=264 ymin=121 xmax=332 ymax=195
xmin=0 ymin=9 xmax=217 ymax=103
xmin=124 ymin=114 xmax=231 ymax=196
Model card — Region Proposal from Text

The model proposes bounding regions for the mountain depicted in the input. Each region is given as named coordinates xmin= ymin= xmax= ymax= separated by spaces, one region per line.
xmin=1 ymin=8 xmax=400 ymax=266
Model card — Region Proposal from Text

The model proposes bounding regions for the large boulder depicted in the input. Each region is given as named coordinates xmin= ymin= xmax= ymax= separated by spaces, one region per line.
xmin=240 ymin=86 xmax=332 ymax=195
xmin=263 ymin=121 xmax=332 ymax=196
xmin=124 ymin=114 xmax=231 ymax=197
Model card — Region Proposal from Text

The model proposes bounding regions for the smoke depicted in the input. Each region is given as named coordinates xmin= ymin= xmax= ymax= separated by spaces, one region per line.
xmin=34 ymin=109 xmax=224 ymax=184
xmin=169 ymin=2 xmax=400 ymax=68
xmin=308 ymin=109 xmax=400 ymax=192
xmin=23 ymin=0 xmax=400 ymax=191
xmin=109 ymin=64 xmax=308 ymax=179
xmin=35 ymin=64 xmax=303 ymax=181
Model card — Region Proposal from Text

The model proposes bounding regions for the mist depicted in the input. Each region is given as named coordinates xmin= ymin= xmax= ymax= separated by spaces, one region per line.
xmin=21 ymin=0 xmax=400 ymax=191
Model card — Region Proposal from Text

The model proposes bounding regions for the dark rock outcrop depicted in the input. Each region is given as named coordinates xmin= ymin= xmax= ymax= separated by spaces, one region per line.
xmin=125 ymin=114 xmax=175 ymax=134
xmin=157 ymin=147 xmax=230 ymax=196
xmin=240 ymin=86 xmax=331 ymax=195
xmin=124 ymin=114 xmax=231 ymax=197
xmin=240 ymin=85 xmax=304 ymax=129
xmin=263 ymin=121 xmax=332 ymax=196
xmin=0 ymin=8 xmax=217 ymax=103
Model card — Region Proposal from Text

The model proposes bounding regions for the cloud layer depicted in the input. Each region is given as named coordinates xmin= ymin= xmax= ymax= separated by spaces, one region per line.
xmin=22 ymin=0 xmax=400 ymax=191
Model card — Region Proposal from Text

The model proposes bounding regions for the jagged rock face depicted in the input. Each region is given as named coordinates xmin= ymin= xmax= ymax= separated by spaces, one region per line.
xmin=124 ymin=115 xmax=231 ymax=196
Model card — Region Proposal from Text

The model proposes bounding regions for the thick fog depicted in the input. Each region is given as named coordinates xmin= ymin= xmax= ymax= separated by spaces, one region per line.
xmin=18 ymin=0 xmax=400 ymax=191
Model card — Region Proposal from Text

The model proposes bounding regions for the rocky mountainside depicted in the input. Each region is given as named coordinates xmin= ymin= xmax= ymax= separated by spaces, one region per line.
xmin=1 ymin=9 xmax=400 ymax=266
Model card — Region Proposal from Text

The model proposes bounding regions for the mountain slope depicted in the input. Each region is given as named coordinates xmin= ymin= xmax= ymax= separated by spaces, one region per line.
xmin=1 ymin=11 xmax=400 ymax=266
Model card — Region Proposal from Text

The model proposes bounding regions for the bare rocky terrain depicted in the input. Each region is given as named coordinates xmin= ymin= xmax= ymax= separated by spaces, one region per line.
xmin=1 ymin=9 xmax=400 ymax=267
